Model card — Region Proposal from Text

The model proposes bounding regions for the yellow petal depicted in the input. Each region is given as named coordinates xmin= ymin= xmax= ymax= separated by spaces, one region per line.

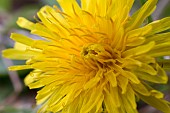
xmin=110 ymin=86 xmax=121 ymax=107
xmin=105 ymin=70 xmax=117 ymax=87
xmin=104 ymin=86 xmax=121 ymax=112
xmin=81 ymin=0 xmax=97 ymax=15
xmin=133 ymin=63 xmax=157 ymax=75
xmin=141 ymin=83 xmax=164 ymax=99
xmin=64 ymin=96 xmax=79 ymax=113
xmin=57 ymin=0 xmax=81 ymax=16
xmin=108 ymin=0 xmax=134 ymax=20
xmin=148 ymin=42 xmax=170 ymax=57
xmin=17 ymin=17 xmax=35 ymax=30
xmin=146 ymin=17 xmax=170 ymax=35
xmin=125 ymin=0 xmax=158 ymax=31
xmin=135 ymin=70 xmax=167 ymax=84
xmin=126 ymin=25 xmax=152 ymax=38
xmin=131 ymin=83 xmax=150 ymax=96
xmin=14 ymin=42 xmax=28 ymax=50
xmin=121 ymin=91 xmax=138 ymax=113
xmin=151 ymin=90 xmax=164 ymax=99
xmin=96 ymin=0 xmax=108 ymax=17
xmin=134 ymin=55 xmax=155 ymax=64
xmin=122 ymin=58 xmax=142 ymax=68
xmin=126 ymin=37 xmax=146 ymax=46
xmin=117 ymin=75 xmax=128 ymax=94
xmin=39 ymin=6 xmax=70 ymax=38
xmin=122 ymin=41 xmax=155 ymax=57
xmin=11 ymin=33 xmax=50 ymax=50
xmin=137 ymin=93 xmax=170 ymax=113
xmin=146 ymin=32 xmax=170 ymax=44
xmin=83 ymin=71 xmax=102 ymax=90
xmin=126 ymin=85 xmax=137 ymax=109
xmin=24 ymin=70 xmax=42 ymax=86
xmin=80 ymin=87 xmax=103 ymax=113
xmin=48 ymin=84 xmax=75 ymax=112
xmin=10 ymin=33 xmax=34 ymax=46
xmin=121 ymin=70 xmax=140 ymax=84
xmin=2 ymin=49 xmax=38 ymax=60
xmin=9 ymin=65 xmax=32 ymax=70
xmin=31 ymin=23 xmax=59 ymax=41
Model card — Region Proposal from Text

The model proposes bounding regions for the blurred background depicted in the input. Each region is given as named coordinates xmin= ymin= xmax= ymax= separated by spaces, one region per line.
xmin=0 ymin=0 xmax=170 ymax=113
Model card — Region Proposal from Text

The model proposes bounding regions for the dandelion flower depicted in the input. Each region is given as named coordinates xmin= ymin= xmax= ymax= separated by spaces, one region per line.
xmin=3 ymin=0 xmax=170 ymax=113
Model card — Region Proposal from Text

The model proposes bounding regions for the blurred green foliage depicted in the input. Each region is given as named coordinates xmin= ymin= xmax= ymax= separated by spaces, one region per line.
xmin=161 ymin=4 xmax=170 ymax=18
xmin=0 ymin=107 xmax=33 ymax=113
xmin=42 ymin=0 xmax=60 ymax=6
xmin=0 ymin=59 xmax=7 ymax=76
xmin=0 ymin=0 xmax=12 ymax=11
xmin=0 ymin=79 xmax=12 ymax=102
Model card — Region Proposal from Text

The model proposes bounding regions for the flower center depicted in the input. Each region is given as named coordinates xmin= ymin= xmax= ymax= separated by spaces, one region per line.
xmin=81 ymin=43 xmax=122 ymax=71
xmin=81 ymin=44 xmax=105 ymax=59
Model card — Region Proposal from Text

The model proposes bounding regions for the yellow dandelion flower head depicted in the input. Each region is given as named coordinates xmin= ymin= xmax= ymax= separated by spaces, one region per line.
xmin=3 ymin=0 xmax=170 ymax=113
